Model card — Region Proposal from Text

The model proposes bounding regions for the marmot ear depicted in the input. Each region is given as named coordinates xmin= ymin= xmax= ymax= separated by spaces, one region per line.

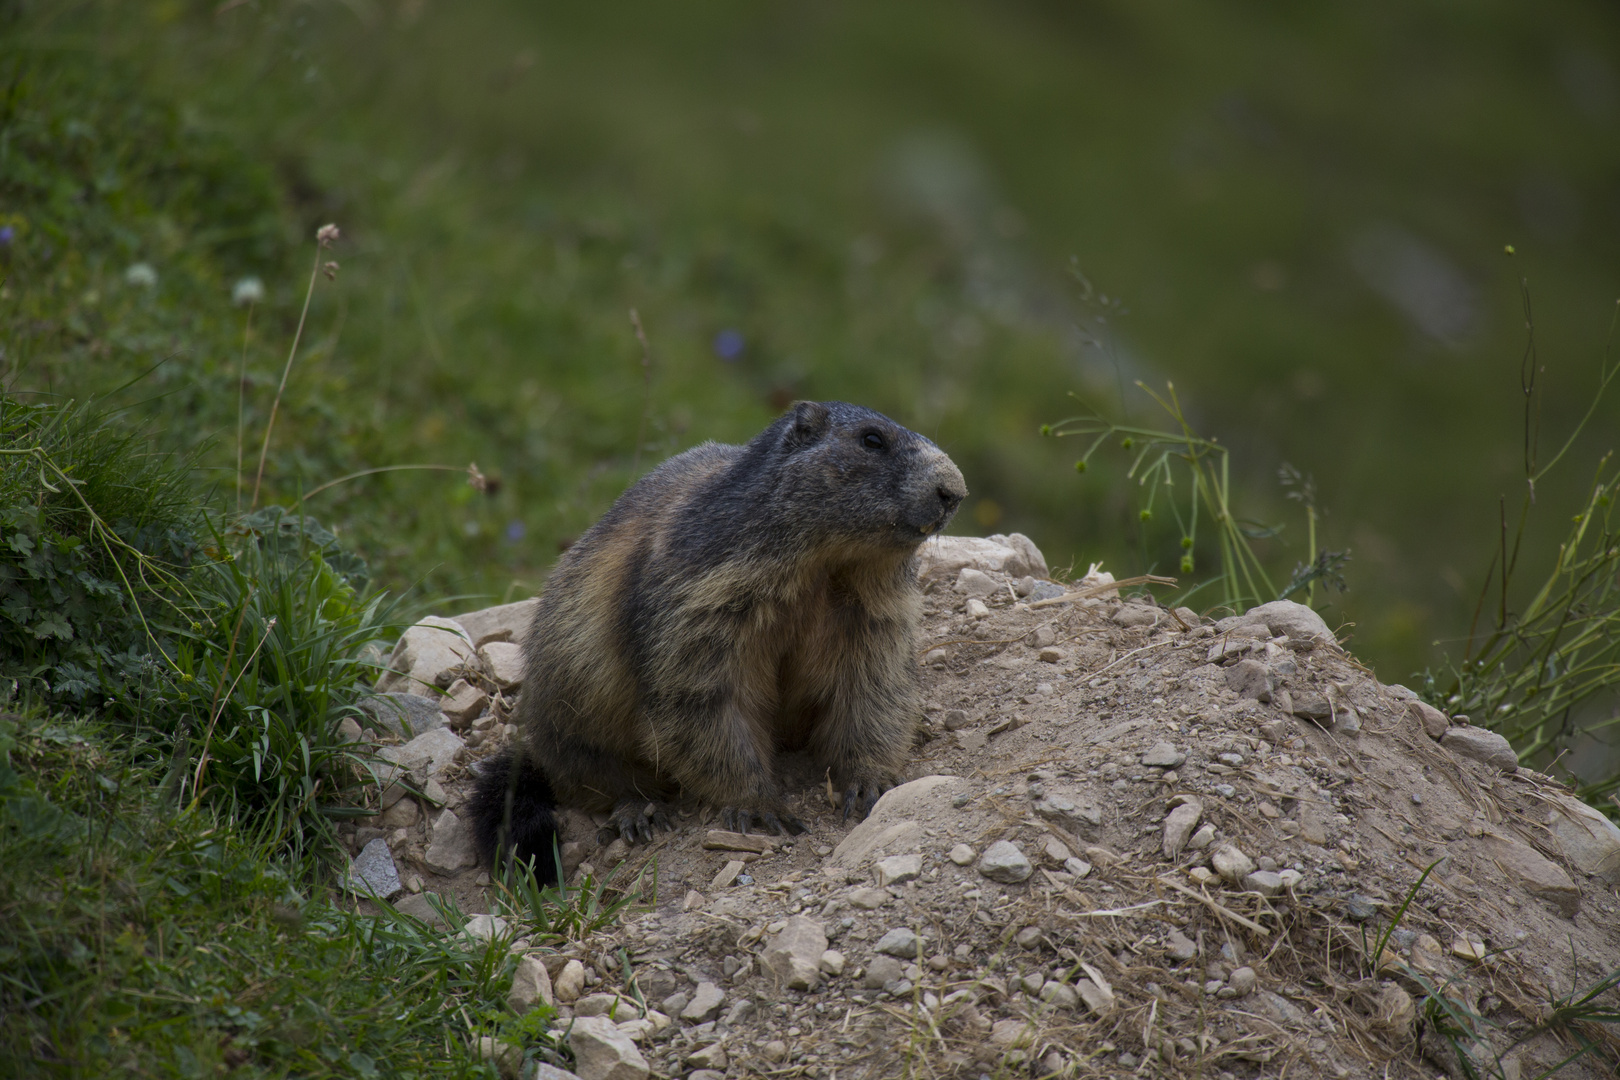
xmin=784 ymin=400 xmax=831 ymax=449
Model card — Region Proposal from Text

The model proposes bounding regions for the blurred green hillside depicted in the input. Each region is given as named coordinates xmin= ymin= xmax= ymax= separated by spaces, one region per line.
xmin=5 ymin=0 xmax=1619 ymax=696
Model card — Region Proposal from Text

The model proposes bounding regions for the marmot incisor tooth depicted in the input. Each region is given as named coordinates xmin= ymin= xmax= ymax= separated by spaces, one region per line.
xmin=469 ymin=401 xmax=967 ymax=880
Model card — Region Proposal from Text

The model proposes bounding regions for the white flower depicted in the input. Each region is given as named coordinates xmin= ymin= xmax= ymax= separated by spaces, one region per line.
xmin=124 ymin=262 xmax=158 ymax=288
xmin=232 ymin=276 xmax=265 ymax=306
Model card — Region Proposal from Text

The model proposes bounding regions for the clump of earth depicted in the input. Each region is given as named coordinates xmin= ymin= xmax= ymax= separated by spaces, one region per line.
xmin=340 ymin=533 xmax=1620 ymax=1080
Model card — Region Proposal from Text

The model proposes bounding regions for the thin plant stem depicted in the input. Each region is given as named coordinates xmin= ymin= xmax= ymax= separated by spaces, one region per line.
xmin=189 ymin=615 xmax=278 ymax=808
xmin=629 ymin=308 xmax=653 ymax=479
xmin=235 ymin=300 xmax=255 ymax=514
xmin=300 ymin=463 xmax=464 ymax=501
xmin=252 ymin=238 xmax=325 ymax=510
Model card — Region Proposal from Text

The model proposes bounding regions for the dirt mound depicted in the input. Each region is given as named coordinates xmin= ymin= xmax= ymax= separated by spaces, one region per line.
xmin=358 ymin=539 xmax=1620 ymax=1080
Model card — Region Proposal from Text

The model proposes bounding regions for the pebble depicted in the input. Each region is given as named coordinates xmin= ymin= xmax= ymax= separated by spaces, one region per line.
xmin=1161 ymin=800 xmax=1203 ymax=859
xmin=1014 ymin=926 xmax=1044 ymax=949
xmin=1188 ymin=823 xmax=1217 ymax=850
xmin=875 ymin=928 xmax=920 ymax=959
xmin=461 ymin=913 xmax=510 ymax=943
xmin=686 ymin=1043 xmax=728 ymax=1070
xmin=819 ymin=950 xmax=846 ymax=976
xmin=1211 ymin=842 xmax=1255 ymax=883
xmin=965 ymin=598 xmax=990 ymax=619
xmin=943 ymin=709 xmax=971 ymax=731
xmin=346 ymin=838 xmax=404 ymax=900
xmin=554 ymin=959 xmax=586 ymax=1002
xmin=423 ymin=808 xmax=479 ymax=875
xmin=875 ymin=854 xmax=922 ymax=887
xmin=1344 ymin=894 xmax=1379 ymax=921
xmin=1441 ymin=726 xmax=1520 ymax=771
xmin=762 ymin=1040 xmax=788 ymax=1063
xmin=1063 ymin=857 xmax=1092 ymax=878
xmin=1165 ymin=930 xmax=1198 ymax=962
xmin=1242 ymin=871 xmax=1284 ymax=896
xmin=977 ymin=840 xmax=1033 ymax=884
xmin=1228 ymin=967 xmax=1257 ymax=996
xmin=947 ymin=843 xmax=976 ymax=866
xmin=761 ymin=916 xmax=828 ymax=991
xmin=1140 ymin=741 xmax=1186 ymax=769
xmin=863 ymin=956 xmax=904 ymax=989
xmin=1039 ymin=981 xmax=1079 ymax=1008
xmin=476 ymin=1037 xmax=523 ymax=1080
xmin=569 ymin=1015 xmax=650 ymax=1080
xmin=507 ymin=956 xmax=554 ymax=1013
xmin=849 ymin=888 xmax=888 ymax=910
xmin=681 ymin=982 xmax=725 ymax=1023
xmin=1407 ymin=700 xmax=1451 ymax=739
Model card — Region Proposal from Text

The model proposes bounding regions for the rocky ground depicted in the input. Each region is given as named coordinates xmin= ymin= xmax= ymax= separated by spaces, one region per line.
xmin=338 ymin=534 xmax=1620 ymax=1080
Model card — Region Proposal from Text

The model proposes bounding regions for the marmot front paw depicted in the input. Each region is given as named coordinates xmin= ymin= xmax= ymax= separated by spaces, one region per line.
xmin=720 ymin=805 xmax=808 ymax=836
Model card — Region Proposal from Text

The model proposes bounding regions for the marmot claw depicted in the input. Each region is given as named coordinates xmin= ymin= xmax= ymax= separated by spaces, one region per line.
xmin=841 ymin=781 xmax=887 ymax=821
xmin=610 ymin=799 xmax=673 ymax=844
xmin=721 ymin=806 xmax=808 ymax=836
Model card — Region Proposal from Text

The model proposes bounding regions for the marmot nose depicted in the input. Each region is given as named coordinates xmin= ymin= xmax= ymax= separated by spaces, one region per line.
xmin=938 ymin=485 xmax=963 ymax=513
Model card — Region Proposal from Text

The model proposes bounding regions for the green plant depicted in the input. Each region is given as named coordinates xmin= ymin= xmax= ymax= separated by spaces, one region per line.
xmin=1425 ymin=295 xmax=1620 ymax=788
xmin=1044 ymin=381 xmax=1347 ymax=612
xmin=0 ymin=392 xmax=202 ymax=708
xmin=491 ymin=852 xmax=650 ymax=945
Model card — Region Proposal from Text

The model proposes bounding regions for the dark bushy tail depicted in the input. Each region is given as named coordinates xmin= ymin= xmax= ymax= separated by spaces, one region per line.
xmin=468 ymin=749 xmax=562 ymax=885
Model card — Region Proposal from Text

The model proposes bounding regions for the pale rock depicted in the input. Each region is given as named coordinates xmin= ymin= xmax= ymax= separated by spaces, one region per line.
xmin=507 ymin=955 xmax=554 ymax=1012
xmin=1222 ymin=600 xmax=1336 ymax=647
xmin=1063 ymin=857 xmax=1092 ymax=878
xmin=819 ymin=950 xmax=846 ymax=976
xmin=863 ymin=955 xmax=904 ymax=989
xmin=1140 ymin=741 xmax=1185 ymax=769
xmin=681 ymin=981 xmax=725 ymax=1023
xmin=1374 ymin=985 xmax=1416 ymax=1032
xmin=461 ymin=913 xmax=510 ymax=942
xmin=568 ymin=1015 xmax=650 ymax=1080
xmin=875 ymin=928 xmax=921 ymax=959
xmin=335 ymin=715 xmax=364 ymax=742
xmin=1479 ymin=833 xmax=1581 ymax=917
xmin=379 ymin=726 xmax=464 ymax=778
xmin=1112 ymin=604 xmax=1160 ymax=628
xmin=986 ymin=532 xmax=1049 ymax=577
xmin=762 ymin=1040 xmax=788 ymax=1063
xmin=947 ymin=843 xmax=976 ymax=866
xmin=359 ymin=691 xmax=447 ymax=737
xmin=875 ymin=854 xmax=922 ymax=888
xmin=848 ymin=887 xmax=888 ymax=910
xmin=942 ymin=709 xmax=972 ymax=731
xmin=918 ymin=534 xmax=1046 ymax=581
xmin=977 ymin=840 xmax=1033 ymax=884
xmin=1228 ymin=966 xmax=1257 ymax=996
xmin=686 ymin=1043 xmax=727 ymax=1071
xmin=1042 ymin=835 xmax=1071 ymax=863
xmin=989 ymin=1018 xmax=1036 ymax=1048
xmin=954 ymin=568 xmax=999 ymax=598
xmin=1545 ymin=794 xmax=1620 ymax=883
xmin=450 ymin=599 xmax=538 ymax=648
xmin=480 ymin=641 xmax=525 ymax=690
xmin=423 ymin=808 xmax=478 ymax=875
xmin=392 ymin=891 xmax=447 ymax=927
xmin=1441 ymin=727 xmax=1519 ymax=772
xmin=1407 ymin=700 xmax=1450 ymax=740
xmin=1040 ymin=980 xmax=1080 ymax=1008
xmin=439 ymin=678 xmax=489 ymax=724
xmin=761 ymin=915 xmax=828 ymax=991
xmin=1034 ymin=792 xmax=1103 ymax=830
xmin=1165 ymin=930 xmax=1198 ymax=962
xmin=1188 ymin=823 xmax=1217 ymax=850
xmin=346 ymin=838 xmax=403 ymax=900
xmin=965 ymin=598 xmax=990 ymax=619
xmin=829 ymin=776 xmax=960 ymax=868
xmin=1211 ymin=842 xmax=1256 ymax=884
xmin=1242 ymin=870 xmax=1284 ymax=896
xmin=1074 ymin=977 xmax=1115 ymax=1017
xmin=1223 ymin=659 xmax=1273 ymax=702
xmin=477 ymin=1037 xmax=523 ymax=1080
xmin=555 ymin=959 xmax=587 ymax=1002
xmin=575 ymin=993 xmax=631 ymax=1018
xmin=376 ymin=615 xmax=478 ymax=694
xmin=1161 ymin=800 xmax=1203 ymax=859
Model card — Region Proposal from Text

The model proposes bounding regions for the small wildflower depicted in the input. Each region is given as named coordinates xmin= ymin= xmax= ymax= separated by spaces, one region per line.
xmin=712 ymin=328 xmax=745 ymax=362
xmin=467 ymin=462 xmax=490 ymax=493
xmin=322 ymin=260 xmax=339 ymax=281
xmin=1120 ymin=437 xmax=1133 ymax=450
xmin=0 ymin=225 xmax=14 ymax=246
xmin=316 ymin=223 xmax=341 ymax=246
xmin=1139 ymin=509 xmax=1152 ymax=522
xmin=124 ymin=262 xmax=158 ymax=288
xmin=1180 ymin=536 xmax=1194 ymax=550
xmin=1180 ymin=555 xmax=1194 ymax=573
xmin=505 ymin=520 xmax=526 ymax=543
xmin=232 ymin=276 xmax=265 ymax=306
xmin=1074 ymin=460 xmax=1087 ymax=473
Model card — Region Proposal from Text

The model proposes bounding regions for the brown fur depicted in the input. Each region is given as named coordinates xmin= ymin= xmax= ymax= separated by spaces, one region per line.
xmin=481 ymin=401 xmax=966 ymax=854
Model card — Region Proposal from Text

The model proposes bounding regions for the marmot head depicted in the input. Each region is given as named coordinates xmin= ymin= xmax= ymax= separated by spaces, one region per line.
xmin=756 ymin=401 xmax=967 ymax=551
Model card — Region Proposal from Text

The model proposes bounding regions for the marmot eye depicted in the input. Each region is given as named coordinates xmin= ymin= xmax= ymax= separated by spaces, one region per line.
xmin=862 ymin=431 xmax=886 ymax=451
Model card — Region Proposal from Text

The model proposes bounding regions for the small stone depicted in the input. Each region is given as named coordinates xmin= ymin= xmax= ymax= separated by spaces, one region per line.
xmin=477 ymin=1036 xmax=523 ymax=1080
xmin=989 ymin=1018 xmax=1036 ymax=1048
xmin=568 ymin=1014 xmax=650 ymax=1080
xmin=978 ymin=840 xmax=1033 ymax=884
xmin=875 ymin=854 xmax=922 ymax=888
xmin=1242 ymin=871 xmax=1284 ymax=896
xmin=1452 ymin=937 xmax=1488 ymax=962
xmin=1333 ymin=705 xmax=1363 ymax=735
xmin=819 ymin=950 xmax=846 ymax=976
xmin=1480 ymin=834 xmax=1581 ymax=917
xmin=686 ymin=1043 xmax=728 ymax=1071
xmin=710 ymin=860 xmax=745 ymax=891
xmin=1278 ymin=868 xmax=1303 ymax=890
xmin=1033 ymin=792 xmax=1103 ymax=829
xmin=1407 ymin=700 xmax=1451 ymax=740
xmin=942 ymin=709 xmax=971 ymax=731
xmin=461 ymin=914 xmax=511 ymax=942
xmin=1374 ymin=985 xmax=1416 ymax=1032
xmin=1223 ymin=659 xmax=1273 ymax=702
xmin=480 ymin=641 xmax=525 ymax=690
xmin=924 ymin=648 xmax=948 ymax=667
xmin=1039 ymin=981 xmax=1079 ymax=1008
xmin=1228 ymin=967 xmax=1257 ymax=997
xmin=1291 ymin=694 xmax=1333 ymax=723
xmin=346 ymin=838 xmax=404 ymax=900
xmin=1165 ymin=930 xmax=1198 ymax=962
xmin=575 ymin=992 xmax=629 ymax=1018
xmin=1344 ymin=894 xmax=1379 ymax=921
xmin=681 ymin=982 xmax=725 ymax=1024
xmin=761 ymin=915 xmax=828 ymax=991
xmin=762 ymin=1040 xmax=788 ymax=1063
xmin=1042 ymin=835 xmax=1071 ymax=863
xmin=863 ymin=955 xmax=904 ymax=989
xmin=659 ymin=991 xmax=688 ymax=1017
xmin=1074 ymin=977 xmax=1116 ymax=1017
xmin=1025 ymin=623 xmax=1056 ymax=647
xmin=1441 ymin=727 xmax=1519 ymax=772
xmin=1545 ymin=793 xmax=1620 ymax=884
xmin=947 ymin=844 xmax=976 ymax=866
xmin=555 ymin=959 xmax=586 ymax=1002
xmin=1038 ymin=646 xmax=1064 ymax=663
xmin=508 ymin=955 xmax=555 ymax=1013
xmin=849 ymin=887 xmax=888 ymax=910
xmin=954 ymin=567 xmax=999 ymax=597
xmin=965 ymin=598 xmax=991 ymax=619
xmin=1063 ymin=857 xmax=1092 ymax=878
xmin=423 ymin=809 xmax=478 ymax=875
xmin=1188 ymin=823 xmax=1217 ymax=850
xmin=875 ymin=928 xmax=920 ymax=959
xmin=1141 ymin=741 xmax=1186 ymax=769
xmin=336 ymin=715 xmax=364 ymax=742
xmin=1211 ymin=842 xmax=1255 ymax=884
xmin=1161 ymin=800 xmax=1203 ymax=859
xmin=1014 ymin=926 xmax=1044 ymax=949
xmin=440 ymin=678 xmax=490 ymax=724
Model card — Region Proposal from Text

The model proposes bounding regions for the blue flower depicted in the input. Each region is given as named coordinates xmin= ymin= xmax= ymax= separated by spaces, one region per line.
xmin=0 ymin=226 xmax=14 ymax=246
xmin=504 ymin=520 xmax=526 ymax=543
xmin=712 ymin=328 xmax=745 ymax=362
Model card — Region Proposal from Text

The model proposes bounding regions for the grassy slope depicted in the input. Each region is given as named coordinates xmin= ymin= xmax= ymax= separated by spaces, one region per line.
xmin=6 ymin=4 xmax=1619 ymax=686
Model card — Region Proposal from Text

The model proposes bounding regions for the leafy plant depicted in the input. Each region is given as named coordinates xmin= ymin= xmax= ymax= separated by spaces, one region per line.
xmin=1424 ymin=294 xmax=1620 ymax=790
xmin=1043 ymin=381 xmax=1347 ymax=612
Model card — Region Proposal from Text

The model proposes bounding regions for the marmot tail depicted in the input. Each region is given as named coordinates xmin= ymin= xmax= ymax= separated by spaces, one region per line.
xmin=468 ymin=750 xmax=562 ymax=885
